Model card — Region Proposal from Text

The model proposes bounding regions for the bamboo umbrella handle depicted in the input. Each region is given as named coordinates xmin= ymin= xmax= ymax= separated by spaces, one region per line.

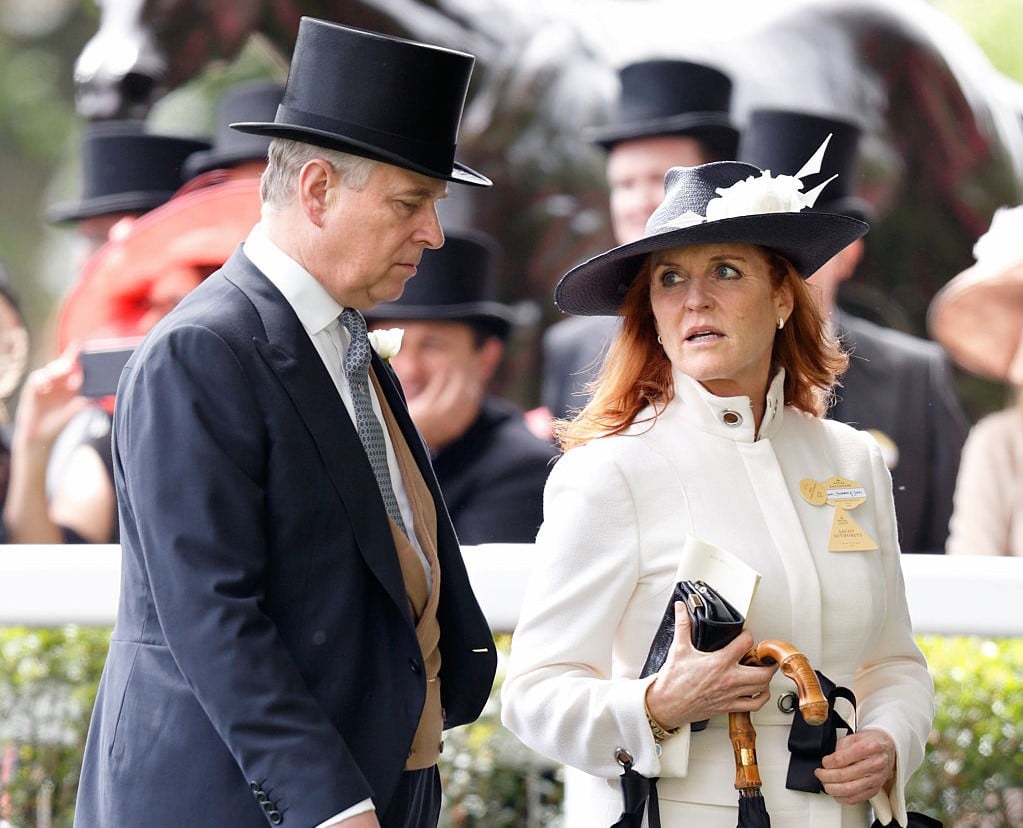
xmin=729 ymin=639 xmax=831 ymax=794
xmin=728 ymin=709 xmax=763 ymax=791
xmin=742 ymin=640 xmax=829 ymax=725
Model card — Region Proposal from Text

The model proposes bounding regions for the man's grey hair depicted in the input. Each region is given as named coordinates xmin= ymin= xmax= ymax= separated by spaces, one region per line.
xmin=260 ymin=138 xmax=379 ymax=208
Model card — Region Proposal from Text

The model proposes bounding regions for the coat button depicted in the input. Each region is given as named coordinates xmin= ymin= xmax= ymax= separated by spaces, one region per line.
xmin=409 ymin=658 xmax=421 ymax=674
xmin=255 ymin=791 xmax=268 ymax=803
xmin=777 ymin=691 xmax=798 ymax=714
xmin=268 ymin=810 xmax=283 ymax=824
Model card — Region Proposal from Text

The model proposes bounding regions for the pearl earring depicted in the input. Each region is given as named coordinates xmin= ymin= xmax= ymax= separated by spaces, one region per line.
xmin=657 ymin=334 xmax=663 ymax=344
xmin=777 ymin=316 xmax=785 ymax=331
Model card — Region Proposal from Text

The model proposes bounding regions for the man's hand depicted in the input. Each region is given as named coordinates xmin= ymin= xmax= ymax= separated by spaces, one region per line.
xmin=406 ymin=361 xmax=481 ymax=451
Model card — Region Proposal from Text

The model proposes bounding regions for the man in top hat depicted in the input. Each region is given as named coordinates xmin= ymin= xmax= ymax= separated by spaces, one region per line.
xmin=541 ymin=59 xmax=740 ymax=423
xmin=739 ymin=108 xmax=969 ymax=554
xmin=366 ymin=229 xmax=557 ymax=545
xmin=48 ymin=121 xmax=210 ymax=261
xmin=73 ymin=18 xmax=496 ymax=828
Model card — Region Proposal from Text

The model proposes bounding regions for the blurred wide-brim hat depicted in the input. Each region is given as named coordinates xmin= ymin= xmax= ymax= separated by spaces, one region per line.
xmin=184 ymin=81 xmax=284 ymax=179
xmin=232 ymin=18 xmax=490 ymax=187
xmin=48 ymin=121 xmax=211 ymax=223
xmin=587 ymin=59 xmax=739 ymax=158
xmin=365 ymin=229 xmax=517 ymax=340
xmin=928 ymin=206 xmax=1023 ymax=384
xmin=739 ymin=108 xmax=875 ymax=223
xmin=555 ymin=161 xmax=869 ymax=316
xmin=57 ymin=178 xmax=261 ymax=351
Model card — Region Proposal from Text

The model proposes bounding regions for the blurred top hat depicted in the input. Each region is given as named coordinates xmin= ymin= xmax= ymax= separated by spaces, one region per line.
xmin=231 ymin=18 xmax=490 ymax=187
xmin=365 ymin=229 xmax=517 ymax=341
xmin=587 ymin=59 xmax=740 ymax=159
xmin=48 ymin=121 xmax=211 ymax=223
xmin=928 ymin=205 xmax=1023 ymax=384
xmin=183 ymin=81 xmax=285 ymax=179
xmin=739 ymin=108 xmax=875 ymax=223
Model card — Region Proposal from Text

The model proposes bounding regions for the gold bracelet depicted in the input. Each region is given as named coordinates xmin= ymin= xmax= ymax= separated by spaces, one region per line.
xmin=644 ymin=702 xmax=681 ymax=742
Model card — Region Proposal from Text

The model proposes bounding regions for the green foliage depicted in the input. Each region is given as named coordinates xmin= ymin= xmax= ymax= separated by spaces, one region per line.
xmin=0 ymin=625 xmax=109 ymax=828
xmin=1 ymin=629 xmax=1020 ymax=826
xmin=438 ymin=634 xmax=564 ymax=827
xmin=909 ymin=636 xmax=1023 ymax=827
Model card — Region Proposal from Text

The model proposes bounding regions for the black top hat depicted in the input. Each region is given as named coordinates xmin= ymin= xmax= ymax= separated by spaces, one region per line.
xmin=587 ymin=59 xmax=740 ymax=158
xmin=48 ymin=122 xmax=211 ymax=223
xmin=555 ymin=160 xmax=869 ymax=316
xmin=183 ymin=81 xmax=285 ymax=179
xmin=232 ymin=18 xmax=490 ymax=187
xmin=739 ymin=109 xmax=875 ymax=222
xmin=365 ymin=229 xmax=516 ymax=340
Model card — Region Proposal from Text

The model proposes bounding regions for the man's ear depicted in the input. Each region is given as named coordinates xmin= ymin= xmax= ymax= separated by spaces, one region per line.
xmin=296 ymin=159 xmax=335 ymax=227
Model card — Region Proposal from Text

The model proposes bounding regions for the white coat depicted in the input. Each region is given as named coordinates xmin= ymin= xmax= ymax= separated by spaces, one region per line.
xmin=501 ymin=369 xmax=934 ymax=828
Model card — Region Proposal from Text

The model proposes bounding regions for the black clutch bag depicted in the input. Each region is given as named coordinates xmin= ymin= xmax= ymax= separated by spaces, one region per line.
xmin=640 ymin=579 xmax=745 ymax=731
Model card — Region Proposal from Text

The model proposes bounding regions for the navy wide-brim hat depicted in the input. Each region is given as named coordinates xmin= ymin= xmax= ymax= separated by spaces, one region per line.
xmin=232 ymin=18 xmax=490 ymax=187
xmin=48 ymin=122 xmax=211 ymax=223
xmin=555 ymin=161 xmax=869 ymax=316
xmin=587 ymin=59 xmax=739 ymax=158
xmin=365 ymin=229 xmax=517 ymax=340
xmin=183 ymin=81 xmax=285 ymax=179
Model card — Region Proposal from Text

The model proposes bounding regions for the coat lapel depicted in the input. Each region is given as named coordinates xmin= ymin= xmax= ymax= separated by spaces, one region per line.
xmin=220 ymin=252 xmax=411 ymax=619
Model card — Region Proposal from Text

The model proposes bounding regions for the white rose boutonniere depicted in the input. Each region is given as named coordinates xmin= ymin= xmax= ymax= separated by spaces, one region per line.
xmin=368 ymin=327 xmax=404 ymax=362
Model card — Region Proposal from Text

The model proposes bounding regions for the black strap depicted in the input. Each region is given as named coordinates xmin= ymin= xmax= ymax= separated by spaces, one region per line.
xmin=786 ymin=670 xmax=857 ymax=793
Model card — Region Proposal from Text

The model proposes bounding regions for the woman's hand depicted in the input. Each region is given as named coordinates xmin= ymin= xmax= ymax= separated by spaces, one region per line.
xmin=814 ymin=729 xmax=897 ymax=804
xmin=644 ymin=601 xmax=775 ymax=730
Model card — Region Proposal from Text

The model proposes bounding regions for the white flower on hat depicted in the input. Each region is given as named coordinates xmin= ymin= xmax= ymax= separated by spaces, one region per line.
xmin=972 ymin=205 xmax=1023 ymax=270
xmin=368 ymin=327 xmax=404 ymax=362
xmin=667 ymin=134 xmax=838 ymax=230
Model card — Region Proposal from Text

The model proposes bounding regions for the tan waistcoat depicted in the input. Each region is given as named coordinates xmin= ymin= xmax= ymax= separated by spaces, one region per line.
xmin=374 ymin=373 xmax=443 ymax=770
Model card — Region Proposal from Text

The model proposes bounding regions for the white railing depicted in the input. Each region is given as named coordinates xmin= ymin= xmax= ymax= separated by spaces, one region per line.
xmin=1 ymin=544 xmax=1022 ymax=637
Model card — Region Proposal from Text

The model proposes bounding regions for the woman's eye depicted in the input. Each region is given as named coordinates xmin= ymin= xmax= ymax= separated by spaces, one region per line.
xmin=714 ymin=263 xmax=741 ymax=279
xmin=660 ymin=269 xmax=685 ymax=286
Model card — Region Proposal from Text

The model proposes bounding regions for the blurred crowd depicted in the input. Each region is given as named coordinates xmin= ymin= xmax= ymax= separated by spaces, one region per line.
xmin=0 ymin=52 xmax=1019 ymax=558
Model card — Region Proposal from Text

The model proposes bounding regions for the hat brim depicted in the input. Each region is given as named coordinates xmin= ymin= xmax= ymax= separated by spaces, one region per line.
xmin=555 ymin=211 xmax=869 ymax=316
xmin=47 ymin=190 xmax=179 ymax=224
xmin=587 ymin=112 xmax=739 ymax=152
xmin=56 ymin=178 xmax=262 ymax=351
xmin=928 ymin=257 xmax=1023 ymax=383
xmin=365 ymin=301 xmax=516 ymax=340
xmin=183 ymin=146 xmax=271 ymax=179
xmin=231 ymin=121 xmax=492 ymax=187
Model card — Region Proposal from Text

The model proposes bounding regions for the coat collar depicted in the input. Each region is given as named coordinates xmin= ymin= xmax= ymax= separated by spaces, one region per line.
xmin=635 ymin=368 xmax=787 ymax=442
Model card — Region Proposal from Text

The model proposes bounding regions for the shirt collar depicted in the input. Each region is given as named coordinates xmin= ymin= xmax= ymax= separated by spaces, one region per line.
xmin=243 ymin=223 xmax=344 ymax=335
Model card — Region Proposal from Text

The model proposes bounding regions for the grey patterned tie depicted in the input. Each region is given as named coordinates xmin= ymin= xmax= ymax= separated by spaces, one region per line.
xmin=340 ymin=308 xmax=408 ymax=533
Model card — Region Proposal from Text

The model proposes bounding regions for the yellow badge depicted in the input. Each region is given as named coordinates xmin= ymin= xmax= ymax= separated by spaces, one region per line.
xmin=800 ymin=476 xmax=878 ymax=552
